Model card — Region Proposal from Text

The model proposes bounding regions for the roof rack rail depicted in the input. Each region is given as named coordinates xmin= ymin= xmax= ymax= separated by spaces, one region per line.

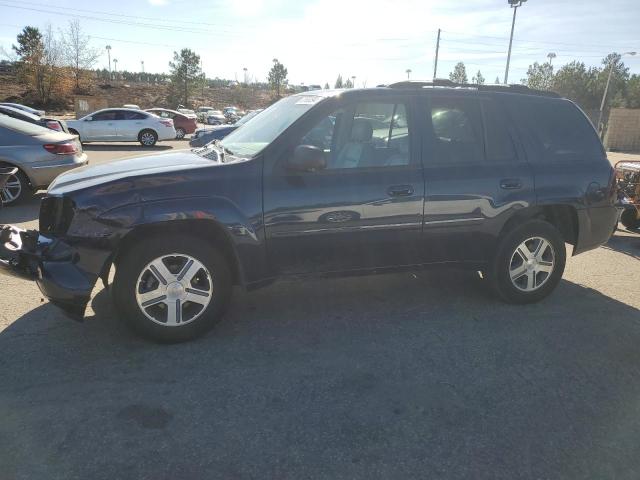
xmin=386 ymin=79 xmax=561 ymax=98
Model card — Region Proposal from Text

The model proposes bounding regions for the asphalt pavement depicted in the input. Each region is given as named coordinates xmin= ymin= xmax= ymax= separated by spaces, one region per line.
xmin=1 ymin=143 xmax=640 ymax=479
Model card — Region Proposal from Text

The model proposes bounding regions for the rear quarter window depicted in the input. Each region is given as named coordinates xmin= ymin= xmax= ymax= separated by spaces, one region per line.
xmin=505 ymin=97 xmax=603 ymax=162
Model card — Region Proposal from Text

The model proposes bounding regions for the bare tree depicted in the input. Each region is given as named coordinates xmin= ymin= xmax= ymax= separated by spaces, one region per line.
xmin=62 ymin=19 xmax=100 ymax=91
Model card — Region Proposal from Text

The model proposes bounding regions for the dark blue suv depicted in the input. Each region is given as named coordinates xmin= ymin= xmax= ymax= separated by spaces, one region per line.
xmin=0 ymin=81 xmax=618 ymax=342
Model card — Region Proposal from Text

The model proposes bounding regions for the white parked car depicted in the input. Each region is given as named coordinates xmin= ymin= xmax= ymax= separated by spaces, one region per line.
xmin=67 ymin=108 xmax=176 ymax=146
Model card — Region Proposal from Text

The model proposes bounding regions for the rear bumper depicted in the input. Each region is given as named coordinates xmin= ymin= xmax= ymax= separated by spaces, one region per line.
xmin=26 ymin=153 xmax=88 ymax=188
xmin=574 ymin=205 xmax=620 ymax=255
xmin=0 ymin=225 xmax=100 ymax=319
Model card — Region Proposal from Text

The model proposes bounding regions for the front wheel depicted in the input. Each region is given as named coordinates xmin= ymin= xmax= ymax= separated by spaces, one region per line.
xmin=175 ymin=127 xmax=186 ymax=140
xmin=139 ymin=129 xmax=158 ymax=147
xmin=487 ymin=220 xmax=566 ymax=304
xmin=113 ymin=234 xmax=232 ymax=342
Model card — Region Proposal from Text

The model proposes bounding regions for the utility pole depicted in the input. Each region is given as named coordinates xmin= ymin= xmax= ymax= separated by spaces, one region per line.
xmin=433 ymin=28 xmax=441 ymax=80
xmin=105 ymin=45 xmax=112 ymax=80
xmin=351 ymin=75 xmax=356 ymax=88
xmin=113 ymin=58 xmax=118 ymax=81
xmin=598 ymin=51 xmax=637 ymax=138
xmin=406 ymin=69 xmax=412 ymax=79
xmin=504 ymin=0 xmax=527 ymax=85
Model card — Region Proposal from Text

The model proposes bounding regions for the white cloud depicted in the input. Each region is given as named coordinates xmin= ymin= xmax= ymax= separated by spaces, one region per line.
xmin=147 ymin=0 xmax=168 ymax=5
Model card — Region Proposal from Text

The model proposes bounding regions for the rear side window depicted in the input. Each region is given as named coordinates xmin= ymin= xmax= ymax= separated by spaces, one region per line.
xmin=121 ymin=111 xmax=147 ymax=120
xmin=506 ymin=98 xmax=603 ymax=162
xmin=481 ymin=99 xmax=517 ymax=162
xmin=428 ymin=97 xmax=484 ymax=164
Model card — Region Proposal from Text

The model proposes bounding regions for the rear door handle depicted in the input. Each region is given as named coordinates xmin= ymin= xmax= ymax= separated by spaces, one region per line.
xmin=387 ymin=185 xmax=414 ymax=197
xmin=500 ymin=178 xmax=523 ymax=190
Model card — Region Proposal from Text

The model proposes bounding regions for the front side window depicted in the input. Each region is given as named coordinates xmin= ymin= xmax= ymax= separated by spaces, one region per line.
xmin=297 ymin=101 xmax=411 ymax=170
xmin=92 ymin=111 xmax=117 ymax=121
xmin=429 ymin=97 xmax=484 ymax=164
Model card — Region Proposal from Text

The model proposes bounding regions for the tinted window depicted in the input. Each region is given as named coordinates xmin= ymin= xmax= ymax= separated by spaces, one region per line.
xmin=507 ymin=98 xmax=603 ymax=162
xmin=481 ymin=99 xmax=517 ymax=162
xmin=429 ymin=97 xmax=484 ymax=164
xmin=120 ymin=111 xmax=147 ymax=120
xmin=92 ymin=111 xmax=117 ymax=121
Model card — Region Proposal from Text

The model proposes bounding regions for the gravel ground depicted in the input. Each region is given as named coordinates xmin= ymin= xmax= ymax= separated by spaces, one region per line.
xmin=1 ymin=145 xmax=639 ymax=480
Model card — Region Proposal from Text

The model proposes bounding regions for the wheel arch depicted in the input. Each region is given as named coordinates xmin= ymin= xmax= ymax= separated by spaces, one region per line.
xmin=499 ymin=204 xmax=579 ymax=247
xmin=110 ymin=219 xmax=244 ymax=288
xmin=0 ymin=160 xmax=34 ymax=188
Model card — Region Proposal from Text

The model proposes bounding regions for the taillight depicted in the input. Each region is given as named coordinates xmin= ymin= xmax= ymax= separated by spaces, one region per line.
xmin=45 ymin=120 xmax=62 ymax=131
xmin=43 ymin=142 xmax=78 ymax=155
xmin=160 ymin=119 xmax=173 ymax=127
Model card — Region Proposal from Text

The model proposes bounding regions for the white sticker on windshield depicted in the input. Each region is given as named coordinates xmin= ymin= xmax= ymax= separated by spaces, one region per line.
xmin=295 ymin=96 xmax=322 ymax=105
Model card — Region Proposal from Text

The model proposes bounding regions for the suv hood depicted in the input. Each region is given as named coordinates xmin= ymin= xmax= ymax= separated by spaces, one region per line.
xmin=48 ymin=150 xmax=216 ymax=195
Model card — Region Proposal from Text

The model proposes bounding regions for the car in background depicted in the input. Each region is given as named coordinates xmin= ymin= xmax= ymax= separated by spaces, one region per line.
xmin=0 ymin=105 xmax=68 ymax=133
xmin=0 ymin=102 xmax=45 ymax=116
xmin=189 ymin=109 xmax=262 ymax=147
xmin=66 ymin=108 xmax=176 ymax=146
xmin=206 ymin=110 xmax=226 ymax=125
xmin=0 ymin=115 xmax=87 ymax=205
xmin=146 ymin=107 xmax=198 ymax=139
xmin=223 ymin=106 xmax=242 ymax=123
xmin=177 ymin=107 xmax=197 ymax=119
xmin=196 ymin=106 xmax=215 ymax=122
xmin=123 ymin=104 xmax=141 ymax=110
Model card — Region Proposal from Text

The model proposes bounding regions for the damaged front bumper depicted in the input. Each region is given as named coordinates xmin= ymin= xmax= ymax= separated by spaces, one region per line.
xmin=0 ymin=224 xmax=103 ymax=320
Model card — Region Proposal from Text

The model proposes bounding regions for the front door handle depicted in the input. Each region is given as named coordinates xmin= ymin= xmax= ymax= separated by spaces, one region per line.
xmin=387 ymin=185 xmax=414 ymax=197
xmin=500 ymin=178 xmax=523 ymax=190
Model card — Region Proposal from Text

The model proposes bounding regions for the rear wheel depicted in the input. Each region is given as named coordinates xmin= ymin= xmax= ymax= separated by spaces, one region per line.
xmin=113 ymin=234 xmax=232 ymax=342
xmin=487 ymin=220 xmax=566 ymax=304
xmin=620 ymin=208 xmax=640 ymax=230
xmin=175 ymin=127 xmax=186 ymax=139
xmin=0 ymin=169 xmax=30 ymax=206
xmin=139 ymin=129 xmax=158 ymax=147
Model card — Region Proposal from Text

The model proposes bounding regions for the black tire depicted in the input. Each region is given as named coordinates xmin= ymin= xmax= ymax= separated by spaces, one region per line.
xmin=113 ymin=234 xmax=232 ymax=342
xmin=0 ymin=168 xmax=30 ymax=206
xmin=175 ymin=127 xmax=186 ymax=140
xmin=620 ymin=209 xmax=640 ymax=230
xmin=138 ymin=129 xmax=158 ymax=147
xmin=487 ymin=220 xmax=566 ymax=304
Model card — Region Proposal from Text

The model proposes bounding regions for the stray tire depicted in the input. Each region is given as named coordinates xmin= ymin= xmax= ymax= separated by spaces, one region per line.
xmin=113 ymin=234 xmax=232 ymax=342
xmin=620 ymin=209 xmax=640 ymax=230
xmin=487 ymin=220 xmax=566 ymax=304
xmin=138 ymin=129 xmax=158 ymax=147
xmin=175 ymin=127 xmax=186 ymax=140
xmin=0 ymin=168 xmax=30 ymax=206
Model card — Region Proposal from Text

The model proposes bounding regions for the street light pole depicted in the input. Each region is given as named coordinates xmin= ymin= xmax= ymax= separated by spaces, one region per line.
xmin=105 ymin=45 xmax=112 ymax=79
xmin=406 ymin=68 xmax=412 ymax=79
xmin=547 ymin=52 xmax=556 ymax=66
xmin=597 ymin=51 xmax=637 ymax=137
xmin=504 ymin=0 xmax=527 ymax=85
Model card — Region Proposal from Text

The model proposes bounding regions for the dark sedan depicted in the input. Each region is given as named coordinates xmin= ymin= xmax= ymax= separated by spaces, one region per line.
xmin=0 ymin=105 xmax=68 ymax=133
xmin=189 ymin=109 xmax=262 ymax=147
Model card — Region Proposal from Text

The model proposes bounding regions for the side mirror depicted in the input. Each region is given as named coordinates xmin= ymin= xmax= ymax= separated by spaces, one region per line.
xmin=287 ymin=145 xmax=326 ymax=172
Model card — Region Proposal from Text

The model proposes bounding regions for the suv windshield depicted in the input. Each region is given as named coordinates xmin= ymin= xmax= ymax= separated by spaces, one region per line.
xmin=220 ymin=95 xmax=324 ymax=157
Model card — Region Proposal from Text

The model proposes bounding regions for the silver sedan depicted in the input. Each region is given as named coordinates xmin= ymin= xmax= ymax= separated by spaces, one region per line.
xmin=0 ymin=115 xmax=88 ymax=205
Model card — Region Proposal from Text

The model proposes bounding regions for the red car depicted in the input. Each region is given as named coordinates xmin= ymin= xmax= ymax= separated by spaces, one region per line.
xmin=145 ymin=108 xmax=197 ymax=139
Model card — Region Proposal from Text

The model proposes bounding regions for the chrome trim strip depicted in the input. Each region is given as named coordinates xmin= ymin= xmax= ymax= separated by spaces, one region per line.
xmin=423 ymin=217 xmax=484 ymax=225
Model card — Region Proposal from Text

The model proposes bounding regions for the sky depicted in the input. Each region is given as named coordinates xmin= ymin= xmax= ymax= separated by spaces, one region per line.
xmin=0 ymin=0 xmax=639 ymax=87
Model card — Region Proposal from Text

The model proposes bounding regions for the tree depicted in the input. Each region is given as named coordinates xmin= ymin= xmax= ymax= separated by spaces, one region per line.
xmin=552 ymin=61 xmax=600 ymax=110
xmin=495 ymin=76 xmax=500 ymax=84
xmin=472 ymin=70 xmax=485 ymax=85
xmin=324 ymin=82 xmax=330 ymax=89
xmin=523 ymin=62 xmax=554 ymax=90
xmin=344 ymin=77 xmax=353 ymax=88
xmin=12 ymin=26 xmax=43 ymax=61
xmin=449 ymin=62 xmax=467 ymax=84
xmin=168 ymin=48 xmax=202 ymax=107
xmin=268 ymin=59 xmax=288 ymax=97
xmin=334 ymin=74 xmax=343 ymax=88
xmin=625 ymin=74 xmax=640 ymax=108
xmin=61 ymin=19 xmax=101 ymax=92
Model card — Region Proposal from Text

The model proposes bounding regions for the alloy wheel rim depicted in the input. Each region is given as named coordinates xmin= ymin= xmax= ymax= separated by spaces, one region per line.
xmin=135 ymin=254 xmax=213 ymax=327
xmin=509 ymin=236 xmax=555 ymax=292
xmin=176 ymin=128 xmax=185 ymax=139
xmin=141 ymin=132 xmax=155 ymax=145
xmin=0 ymin=174 xmax=21 ymax=204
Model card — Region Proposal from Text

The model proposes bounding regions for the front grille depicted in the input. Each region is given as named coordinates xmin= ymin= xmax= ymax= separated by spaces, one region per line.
xmin=39 ymin=196 xmax=75 ymax=235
